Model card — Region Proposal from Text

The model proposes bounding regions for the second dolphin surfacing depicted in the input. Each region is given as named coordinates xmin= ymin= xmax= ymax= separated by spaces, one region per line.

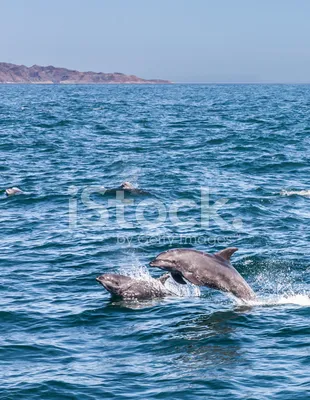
xmin=150 ymin=247 xmax=255 ymax=301
xmin=96 ymin=273 xmax=171 ymax=300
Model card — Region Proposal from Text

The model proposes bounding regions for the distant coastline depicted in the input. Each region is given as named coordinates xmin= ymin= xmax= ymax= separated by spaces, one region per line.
xmin=0 ymin=62 xmax=172 ymax=84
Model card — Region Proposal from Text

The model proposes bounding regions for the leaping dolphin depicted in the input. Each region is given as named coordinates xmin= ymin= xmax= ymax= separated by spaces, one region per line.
xmin=96 ymin=273 xmax=171 ymax=300
xmin=149 ymin=247 xmax=255 ymax=301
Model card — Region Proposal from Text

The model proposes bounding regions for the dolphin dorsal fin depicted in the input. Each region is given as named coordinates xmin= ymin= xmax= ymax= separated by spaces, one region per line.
xmin=215 ymin=247 xmax=238 ymax=261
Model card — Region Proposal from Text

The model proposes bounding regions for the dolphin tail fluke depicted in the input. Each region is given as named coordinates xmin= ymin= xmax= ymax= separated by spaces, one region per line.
xmin=215 ymin=247 xmax=238 ymax=261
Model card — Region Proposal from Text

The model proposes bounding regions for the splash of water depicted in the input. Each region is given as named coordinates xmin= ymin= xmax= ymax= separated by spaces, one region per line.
xmin=235 ymin=293 xmax=310 ymax=307
xmin=119 ymin=262 xmax=200 ymax=297
xmin=163 ymin=275 xmax=201 ymax=297
xmin=227 ymin=258 xmax=310 ymax=307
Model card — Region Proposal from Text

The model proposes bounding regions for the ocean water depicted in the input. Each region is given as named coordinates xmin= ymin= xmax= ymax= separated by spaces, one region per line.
xmin=1 ymin=84 xmax=310 ymax=399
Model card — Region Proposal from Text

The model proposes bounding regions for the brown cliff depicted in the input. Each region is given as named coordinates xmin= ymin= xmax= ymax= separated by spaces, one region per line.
xmin=0 ymin=63 xmax=171 ymax=84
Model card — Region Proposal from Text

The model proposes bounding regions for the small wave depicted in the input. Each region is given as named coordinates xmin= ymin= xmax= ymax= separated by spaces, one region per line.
xmin=280 ymin=189 xmax=310 ymax=197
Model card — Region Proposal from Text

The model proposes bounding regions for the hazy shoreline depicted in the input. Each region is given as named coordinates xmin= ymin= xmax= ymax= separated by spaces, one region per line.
xmin=0 ymin=62 xmax=172 ymax=84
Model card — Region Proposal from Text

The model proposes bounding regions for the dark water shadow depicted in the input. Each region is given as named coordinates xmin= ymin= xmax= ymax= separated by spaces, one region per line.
xmin=164 ymin=306 xmax=254 ymax=371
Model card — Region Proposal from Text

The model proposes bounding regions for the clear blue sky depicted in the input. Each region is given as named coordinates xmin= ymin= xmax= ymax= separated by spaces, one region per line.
xmin=1 ymin=0 xmax=310 ymax=82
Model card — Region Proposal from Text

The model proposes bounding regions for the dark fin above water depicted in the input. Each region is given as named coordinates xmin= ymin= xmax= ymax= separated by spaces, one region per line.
xmin=215 ymin=247 xmax=238 ymax=261
xmin=171 ymin=271 xmax=187 ymax=285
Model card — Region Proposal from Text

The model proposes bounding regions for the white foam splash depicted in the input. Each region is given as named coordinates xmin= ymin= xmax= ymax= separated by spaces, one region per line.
xmin=164 ymin=276 xmax=201 ymax=297
xmin=280 ymin=189 xmax=310 ymax=197
xmin=234 ymin=293 xmax=310 ymax=307
xmin=275 ymin=294 xmax=310 ymax=306
xmin=240 ymin=259 xmax=310 ymax=307
xmin=118 ymin=263 xmax=200 ymax=297
xmin=119 ymin=263 xmax=152 ymax=281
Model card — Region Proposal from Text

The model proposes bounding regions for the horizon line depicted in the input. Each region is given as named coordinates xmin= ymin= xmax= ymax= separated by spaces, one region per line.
xmin=174 ymin=81 xmax=310 ymax=85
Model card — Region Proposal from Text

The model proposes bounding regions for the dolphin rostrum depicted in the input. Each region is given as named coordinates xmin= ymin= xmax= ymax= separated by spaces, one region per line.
xmin=149 ymin=247 xmax=255 ymax=301
xmin=96 ymin=273 xmax=171 ymax=300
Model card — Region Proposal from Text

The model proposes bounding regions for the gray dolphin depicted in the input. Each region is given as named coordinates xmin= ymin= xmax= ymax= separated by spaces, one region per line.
xmin=119 ymin=181 xmax=134 ymax=190
xmin=117 ymin=182 xmax=150 ymax=195
xmin=149 ymin=247 xmax=255 ymax=301
xmin=5 ymin=187 xmax=23 ymax=196
xmin=104 ymin=182 xmax=150 ymax=195
xmin=96 ymin=273 xmax=171 ymax=300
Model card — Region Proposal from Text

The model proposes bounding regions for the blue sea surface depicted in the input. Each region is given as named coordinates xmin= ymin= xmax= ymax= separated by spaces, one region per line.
xmin=1 ymin=84 xmax=310 ymax=399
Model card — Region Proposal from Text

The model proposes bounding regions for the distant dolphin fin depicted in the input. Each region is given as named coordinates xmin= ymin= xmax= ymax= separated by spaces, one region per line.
xmin=171 ymin=271 xmax=187 ymax=285
xmin=215 ymin=247 xmax=238 ymax=261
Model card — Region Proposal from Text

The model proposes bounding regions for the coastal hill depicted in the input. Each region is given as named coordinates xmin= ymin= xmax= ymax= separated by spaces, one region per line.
xmin=0 ymin=62 xmax=171 ymax=84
